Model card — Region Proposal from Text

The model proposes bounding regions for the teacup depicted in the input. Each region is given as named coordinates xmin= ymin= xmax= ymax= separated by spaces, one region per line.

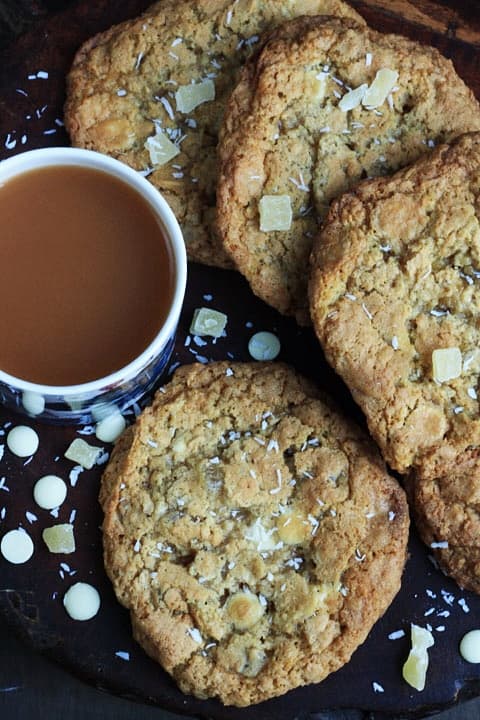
xmin=0 ymin=147 xmax=187 ymax=424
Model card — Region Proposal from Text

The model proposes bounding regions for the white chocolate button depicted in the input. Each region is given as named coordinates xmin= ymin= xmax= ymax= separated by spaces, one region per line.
xmin=63 ymin=582 xmax=101 ymax=621
xmin=460 ymin=630 xmax=480 ymax=663
xmin=95 ymin=412 xmax=126 ymax=443
xmin=362 ymin=68 xmax=399 ymax=108
xmin=33 ymin=475 xmax=67 ymax=510
xmin=248 ymin=331 xmax=281 ymax=361
xmin=7 ymin=425 xmax=39 ymax=457
xmin=21 ymin=391 xmax=45 ymax=416
xmin=1 ymin=529 xmax=34 ymax=564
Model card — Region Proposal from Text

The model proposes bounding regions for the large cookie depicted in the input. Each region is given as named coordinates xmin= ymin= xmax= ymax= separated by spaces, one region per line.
xmin=407 ymin=454 xmax=480 ymax=595
xmin=64 ymin=0 xmax=364 ymax=269
xmin=100 ymin=361 xmax=408 ymax=706
xmin=309 ymin=132 xmax=480 ymax=479
xmin=217 ymin=16 xmax=480 ymax=323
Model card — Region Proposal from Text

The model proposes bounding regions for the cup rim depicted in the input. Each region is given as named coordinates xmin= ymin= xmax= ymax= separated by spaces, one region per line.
xmin=0 ymin=146 xmax=187 ymax=397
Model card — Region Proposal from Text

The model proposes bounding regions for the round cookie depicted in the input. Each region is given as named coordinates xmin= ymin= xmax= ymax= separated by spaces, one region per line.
xmin=407 ymin=454 xmax=480 ymax=595
xmin=100 ymin=361 xmax=408 ymax=706
xmin=309 ymin=132 xmax=480 ymax=479
xmin=64 ymin=0 xmax=364 ymax=269
xmin=217 ymin=16 xmax=480 ymax=324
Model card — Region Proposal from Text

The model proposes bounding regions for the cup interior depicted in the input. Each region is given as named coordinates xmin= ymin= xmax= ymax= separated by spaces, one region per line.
xmin=0 ymin=147 xmax=187 ymax=421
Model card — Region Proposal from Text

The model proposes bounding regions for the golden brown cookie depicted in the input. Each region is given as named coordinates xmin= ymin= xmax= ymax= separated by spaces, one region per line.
xmin=100 ymin=361 xmax=408 ymax=706
xmin=309 ymin=132 xmax=480 ymax=479
xmin=407 ymin=454 xmax=480 ymax=595
xmin=217 ymin=16 xmax=480 ymax=323
xmin=64 ymin=0 xmax=364 ymax=269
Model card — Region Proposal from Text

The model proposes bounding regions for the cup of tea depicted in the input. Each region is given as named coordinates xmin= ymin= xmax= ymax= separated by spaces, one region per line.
xmin=0 ymin=147 xmax=187 ymax=423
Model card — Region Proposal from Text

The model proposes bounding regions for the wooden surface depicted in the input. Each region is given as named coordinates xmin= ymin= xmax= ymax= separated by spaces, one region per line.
xmin=2 ymin=623 xmax=480 ymax=720
xmin=1 ymin=1 xmax=480 ymax=719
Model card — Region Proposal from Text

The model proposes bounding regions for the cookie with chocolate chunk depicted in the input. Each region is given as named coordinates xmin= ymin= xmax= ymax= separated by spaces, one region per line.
xmin=217 ymin=16 xmax=480 ymax=323
xmin=64 ymin=0 xmax=364 ymax=269
xmin=100 ymin=361 xmax=408 ymax=706
xmin=310 ymin=132 xmax=480 ymax=479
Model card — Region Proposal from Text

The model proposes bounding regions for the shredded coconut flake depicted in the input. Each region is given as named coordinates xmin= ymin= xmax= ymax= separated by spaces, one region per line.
xmin=187 ymin=627 xmax=203 ymax=643
xmin=115 ymin=650 xmax=130 ymax=660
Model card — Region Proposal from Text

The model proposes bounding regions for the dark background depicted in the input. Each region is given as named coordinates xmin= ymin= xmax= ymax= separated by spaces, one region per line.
xmin=1 ymin=1 xmax=480 ymax=719
xmin=2 ymin=619 xmax=480 ymax=719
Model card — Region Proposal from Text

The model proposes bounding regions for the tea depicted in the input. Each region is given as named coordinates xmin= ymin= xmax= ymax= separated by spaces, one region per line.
xmin=0 ymin=164 xmax=174 ymax=385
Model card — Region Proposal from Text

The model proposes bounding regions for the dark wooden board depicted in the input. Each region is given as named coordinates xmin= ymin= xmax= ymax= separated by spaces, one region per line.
xmin=0 ymin=1 xmax=480 ymax=718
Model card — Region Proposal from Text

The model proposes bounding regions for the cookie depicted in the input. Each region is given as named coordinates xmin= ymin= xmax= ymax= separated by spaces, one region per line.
xmin=217 ymin=16 xmax=480 ymax=324
xmin=100 ymin=361 xmax=408 ymax=706
xmin=64 ymin=0 xmax=364 ymax=269
xmin=309 ymin=132 xmax=480 ymax=479
xmin=407 ymin=454 xmax=480 ymax=595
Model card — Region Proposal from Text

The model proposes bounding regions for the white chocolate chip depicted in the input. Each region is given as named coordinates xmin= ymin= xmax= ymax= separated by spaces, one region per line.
xmin=42 ymin=524 xmax=76 ymax=554
xmin=190 ymin=307 xmax=228 ymax=337
xmin=65 ymin=438 xmax=103 ymax=469
xmin=402 ymin=624 xmax=434 ymax=691
xmin=21 ymin=391 xmax=45 ymax=416
xmin=145 ymin=131 xmax=180 ymax=166
xmin=226 ymin=591 xmax=264 ymax=630
xmin=248 ymin=332 xmax=281 ymax=361
xmin=95 ymin=412 xmax=126 ymax=443
xmin=460 ymin=630 xmax=480 ymax=663
xmin=175 ymin=79 xmax=215 ymax=113
xmin=7 ymin=425 xmax=39 ymax=457
xmin=432 ymin=347 xmax=462 ymax=383
xmin=63 ymin=582 xmax=101 ymax=621
xmin=33 ymin=475 xmax=67 ymax=510
xmin=258 ymin=195 xmax=292 ymax=232
xmin=1 ymin=529 xmax=34 ymax=564
xmin=245 ymin=518 xmax=277 ymax=552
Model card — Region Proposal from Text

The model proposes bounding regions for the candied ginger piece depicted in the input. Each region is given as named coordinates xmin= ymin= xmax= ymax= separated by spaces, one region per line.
xmin=175 ymin=79 xmax=215 ymax=114
xmin=259 ymin=195 xmax=292 ymax=232
xmin=65 ymin=438 xmax=103 ymax=469
xmin=42 ymin=523 xmax=76 ymax=554
xmin=402 ymin=624 xmax=434 ymax=691
xmin=432 ymin=347 xmax=462 ymax=383
xmin=362 ymin=68 xmax=398 ymax=108
xmin=339 ymin=83 xmax=368 ymax=111
xmin=190 ymin=307 xmax=227 ymax=337
xmin=145 ymin=131 xmax=180 ymax=166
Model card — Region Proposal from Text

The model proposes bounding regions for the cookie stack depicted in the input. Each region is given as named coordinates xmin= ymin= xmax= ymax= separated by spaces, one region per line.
xmin=65 ymin=0 xmax=480 ymax=706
